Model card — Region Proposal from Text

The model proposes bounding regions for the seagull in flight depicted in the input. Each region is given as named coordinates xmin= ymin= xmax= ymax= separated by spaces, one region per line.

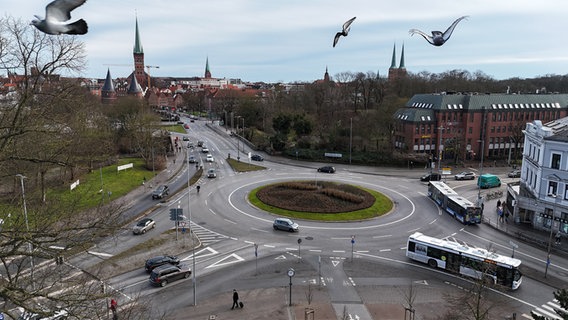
xmin=333 ymin=16 xmax=356 ymax=47
xmin=409 ymin=16 xmax=468 ymax=46
xmin=31 ymin=0 xmax=88 ymax=35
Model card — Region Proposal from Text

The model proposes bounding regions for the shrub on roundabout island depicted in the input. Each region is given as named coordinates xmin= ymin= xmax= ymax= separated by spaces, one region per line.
xmin=249 ymin=180 xmax=393 ymax=221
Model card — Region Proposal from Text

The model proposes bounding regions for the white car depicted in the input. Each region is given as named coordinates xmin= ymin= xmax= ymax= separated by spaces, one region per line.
xmin=454 ymin=172 xmax=476 ymax=180
xmin=206 ymin=154 xmax=214 ymax=162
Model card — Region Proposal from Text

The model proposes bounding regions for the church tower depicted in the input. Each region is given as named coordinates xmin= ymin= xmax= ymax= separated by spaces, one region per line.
xmin=133 ymin=16 xmax=147 ymax=88
xmin=101 ymin=68 xmax=117 ymax=104
xmin=204 ymin=57 xmax=211 ymax=79
xmin=388 ymin=43 xmax=407 ymax=81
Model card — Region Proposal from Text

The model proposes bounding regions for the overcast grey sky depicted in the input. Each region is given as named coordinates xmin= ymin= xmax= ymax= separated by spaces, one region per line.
xmin=6 ymin=0 xmax=568 ymax=82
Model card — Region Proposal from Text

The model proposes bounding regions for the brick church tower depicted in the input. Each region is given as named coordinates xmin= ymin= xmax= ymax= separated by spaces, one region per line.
xmin=133 ymin=16 xmax=147 ymax=88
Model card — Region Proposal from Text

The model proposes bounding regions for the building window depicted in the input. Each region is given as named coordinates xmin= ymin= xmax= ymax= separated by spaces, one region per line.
xmin=552 ymin=153 xmax=561 ymax=170
xmin=491 ymin=126 xmax=495 ymax=133
xmin=543 ymin=208 xmax=553 ymax=228
xmin=548 ymin=181 xmax=558 ymax=196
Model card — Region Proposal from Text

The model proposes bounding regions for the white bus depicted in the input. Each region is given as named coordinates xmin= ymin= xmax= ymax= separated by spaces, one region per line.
xmin=406 ymin=232 xmax=522 ymax=290
xmin=428 ymin=181 xmax=482 ymax=225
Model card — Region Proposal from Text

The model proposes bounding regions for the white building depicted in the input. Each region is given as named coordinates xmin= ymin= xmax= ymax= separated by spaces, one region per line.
xmin=508 ymin=118 xmax=568 ymax=234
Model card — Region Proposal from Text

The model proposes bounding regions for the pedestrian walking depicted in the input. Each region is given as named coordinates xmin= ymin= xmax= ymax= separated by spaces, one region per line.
xmin=231 ymin=289 xmax=240 ymax=310
xmin=110 ymin=299 xmax=118 ymax=320
xmin=556 ymin=231 xmax=562 ymax=245
xmin=504 ymin=210 xmax=510 ymax=223
xmin=497 ymin=206 xmax=504 ymax=223
xmin=496 ymin=199 xmax=502 ymax=208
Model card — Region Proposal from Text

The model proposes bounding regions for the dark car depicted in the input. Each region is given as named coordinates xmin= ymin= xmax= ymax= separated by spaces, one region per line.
xmin=132 ymin=218 xmax=156 ymax=235
xmin=273 ymin=218 xmax=299 ymax=232
xmin=144 ymin=255 xmax=180 ymax=272
xmin=251 ymin=154 xmax=264 ymax=161
xmin=149 ymin=264 xmax=191 ymax=287
xmin=317 ymin=166 xmax=336 ymax=173
xmin=420 ymin=173 xmax=441 ymax=182
xmin=508 ymin=170 xmax=521 ymax=178
xmin=152 ymin=185 xmax=169 ymax=199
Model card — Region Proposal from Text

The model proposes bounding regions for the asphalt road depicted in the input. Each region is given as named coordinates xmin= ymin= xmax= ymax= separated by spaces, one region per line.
xmin=68 ymin=117 xmax=568 ymax=320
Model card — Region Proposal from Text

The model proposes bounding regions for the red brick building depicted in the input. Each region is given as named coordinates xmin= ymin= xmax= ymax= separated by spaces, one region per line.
xmin=393 ymin=92 xmax=568 ymax=164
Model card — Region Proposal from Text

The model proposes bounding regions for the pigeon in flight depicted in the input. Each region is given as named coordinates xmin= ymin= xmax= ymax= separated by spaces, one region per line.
xmin=333 ymin=16 xmax=356 ymax=47
xmin=409 ymin=16 xmax=468 ymax=46
xmin=31 ymin=0 xmax=88 ymax=35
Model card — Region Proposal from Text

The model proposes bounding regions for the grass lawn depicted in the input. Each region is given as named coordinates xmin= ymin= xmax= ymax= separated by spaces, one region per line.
xmin=227 ymin=158 xmax=266 ymax=172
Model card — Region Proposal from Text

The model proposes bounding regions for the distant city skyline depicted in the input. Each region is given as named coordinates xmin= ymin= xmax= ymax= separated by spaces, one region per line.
xmin=5 ymin=1 xmax=568 ymax=82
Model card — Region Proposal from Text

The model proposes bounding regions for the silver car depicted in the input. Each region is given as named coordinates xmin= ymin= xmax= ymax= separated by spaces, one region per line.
xmin=133 ymin=218 xmax=156 ymax=235
xmin=273 ymin=218 xmax=299 ymax=232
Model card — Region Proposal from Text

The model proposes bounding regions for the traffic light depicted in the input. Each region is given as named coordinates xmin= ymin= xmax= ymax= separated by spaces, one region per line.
xmin=169 ymin=208 xmax=183 ymax=221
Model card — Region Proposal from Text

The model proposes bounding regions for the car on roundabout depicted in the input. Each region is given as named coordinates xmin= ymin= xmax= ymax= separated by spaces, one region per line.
xmin=317 ymin=166 xmax=335 ymax=173
xmin=420 ymin=173 xmax=441 ymax=182
xmin=132 ymin=218 xmax=156 ymax=235
xmin=151 ymin=185 xmax=169 ymax=199
xmin=251 ymin=154 xmax=264 ymax=161
xmin=144 ymin=255 xmax=180 ymax=272
xmin=454 ymin=171 xmax=476 ymax=180
xmin=149 ymin=264 xmax=192 ymax=287
xmin=207 ymin=168 xmax=217 ymax=178
xmin=273 ymin=218 xmax=299 ymax=232
xmin=508 ymin=170 xmax=521 ymax=178
xmin=206 ymin=154 xmax=214 ymax=162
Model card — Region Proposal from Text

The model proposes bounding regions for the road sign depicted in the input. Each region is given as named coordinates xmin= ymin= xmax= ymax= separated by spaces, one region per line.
xmin=351 ymin=235 xmax=355 ymax=244
xmin=169 ymin=208 xmax=183 ymax=221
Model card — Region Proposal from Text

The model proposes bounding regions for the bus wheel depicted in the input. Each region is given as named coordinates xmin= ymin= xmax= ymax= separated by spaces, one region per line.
xmin=427 ymin=259 xmax=437 ymax=268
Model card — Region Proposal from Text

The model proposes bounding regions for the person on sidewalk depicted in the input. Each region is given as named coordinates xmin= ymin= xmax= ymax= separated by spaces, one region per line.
xmin=556 ymin=231 xmax=562 ymax=245
xmin=496 ymin=199 xmax=502 ymax=208
xmin=231 ymin=289 xmax=240 ymax=310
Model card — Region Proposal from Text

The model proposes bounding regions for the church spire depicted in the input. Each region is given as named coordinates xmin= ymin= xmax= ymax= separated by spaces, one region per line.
xmin=390 ymin=43 xmax=396 ymax=69
xmin=204 ymin=56 xmax=211 ymax=78
xmin=399 ymin=43 xmax=405 ymax=69
xmin=101 ymin=68 xmax=116 ymax=104
xmin=133 ymin=16 xmax=143 ymax=54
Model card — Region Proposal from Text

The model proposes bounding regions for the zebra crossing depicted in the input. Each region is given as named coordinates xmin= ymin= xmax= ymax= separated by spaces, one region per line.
xmin=523 ymin=299 xmax=567 ymax=320
xmin=188 ymin=221 xmax=230 ymax=245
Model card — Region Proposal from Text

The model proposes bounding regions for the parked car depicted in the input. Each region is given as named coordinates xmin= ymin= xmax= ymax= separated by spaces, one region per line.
xmin=132 ymin=218 xmax=156 ymax=235
xmin=197 ymin=141 xmax=204 ymax=147
xmin=182 ymin=136 xmax=189 ymax=141
xmin=317 ymin=166 xmax=336 ymax=173
xmin=183 ymin=124 xmax=189 ymax=129
xmin=251 ymin=154 xmax=264 ymax=161
xmin=420 ymin=173 xmax=441 ymax=182
xmin=144 ymin=255 xmax=180 ymax=272
xmin=273 ymin=218 xmax=299 ymax=232
xmin=187 ymin=142 xmax=194 ymax=149
xmin=454 ymin=171 xmax=476 ymax=180
xmin=188 ymin=155 xmax=196 ymax=163
xmin=207 ymin=168 xmax=217 ymax=178
xmin=151 ymin=185 xmax=169 ymax=199
xmin=206 ymin=154 xmax=214 ymax=162
xmin=508 ymin=170 xmax=521 ymax=178
xmin=149 ymin=264 xmax=191 ymax=287
xmin=201 ymin=147 xmax=209 ymax=153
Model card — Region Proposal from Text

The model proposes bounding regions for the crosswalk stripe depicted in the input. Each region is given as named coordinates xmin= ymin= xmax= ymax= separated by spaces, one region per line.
xmin=533 ymin=307 xmax=562 ymax=320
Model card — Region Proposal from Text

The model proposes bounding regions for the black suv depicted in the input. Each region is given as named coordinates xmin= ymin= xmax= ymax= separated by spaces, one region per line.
xmin=152 ymin=185 xmax=169 ymax=199
xmin=149 ymin=264 xmax=191 ymax=287
xmin=251 ymin=154 xmax=264 ymax=161
xmin=144 ymin=255 xmax=180 ymax=272
xmin=317 ymin=166 xmax=336 ymax=173
xmin=420 ymin=173 xmax=442 ymax=182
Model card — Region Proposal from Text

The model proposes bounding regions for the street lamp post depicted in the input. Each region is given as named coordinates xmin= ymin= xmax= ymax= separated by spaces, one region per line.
xmin=235 ymin=116 xmax=241 ymax=161
xmin=187 ymin=155 xmax=196 ymax=305
xmin=241 ymin=117 xmax=245 ymax=155
xmin=545 ymin=193 xmax=559 ymax=278
xmin=437 ymin=126 xmax=446 ymax=173
xmin=477 ymin=107 xmax=487 ymax=206
xmin=287 ymin=268 xmax=295 ymax=306
xmin=16 ymin=174 xmax=34 ymax=289
xmin=349 ymin=118 xmax=352 ymax=165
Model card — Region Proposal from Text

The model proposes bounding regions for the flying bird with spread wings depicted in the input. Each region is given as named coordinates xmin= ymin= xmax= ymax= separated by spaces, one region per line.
xmin=409 ymin=16 xmax=468 ymax=46
xmin=31 ymin=0 xmax=88 ymax=35
xmin=333 ymin=16 xmax=356 ymax=47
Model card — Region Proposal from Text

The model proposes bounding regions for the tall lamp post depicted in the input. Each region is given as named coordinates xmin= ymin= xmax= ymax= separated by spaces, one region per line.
xmin=240 ymin=117 xmax=245 ymax=155
xmin=187 ymin=155 xmax=196 ymax=305
xmin=436 ymin=126 xmax=446 ymax=173
xmin=545 ymin=193 xmax=559 ymax=278
xmin=477 ymin=107 xmax=487 ymax=205
xmin=16 ymin=174 xmax=34 ymax=289
xmin=235 ymin=116 xmax=241 ymax=161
